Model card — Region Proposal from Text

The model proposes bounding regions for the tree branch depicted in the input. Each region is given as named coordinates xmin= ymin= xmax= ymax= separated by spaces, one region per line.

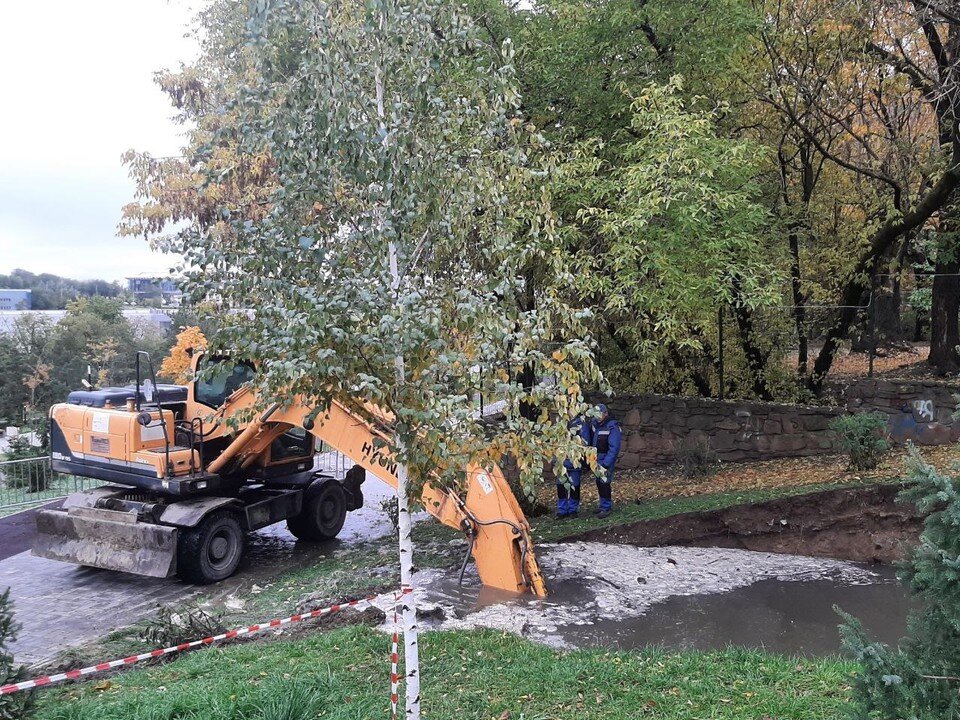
xmin=809 ymin=148 xmax=960 ymax=388
xmin=913 ymin=0 xmax=960 ymax=27
xmin=864 ymin=41 xmax=937 ymax=99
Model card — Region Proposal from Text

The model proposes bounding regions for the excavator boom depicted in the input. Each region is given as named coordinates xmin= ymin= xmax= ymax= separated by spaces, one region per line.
xmin=205 ymin=392 xmax=546 ymax=596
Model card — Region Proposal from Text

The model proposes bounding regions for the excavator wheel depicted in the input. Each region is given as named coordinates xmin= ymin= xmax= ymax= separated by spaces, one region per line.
xmin=177 ymin=510 xmax=245 ymax=584
xmin=287 ymin=481 xmax=347 ymax=541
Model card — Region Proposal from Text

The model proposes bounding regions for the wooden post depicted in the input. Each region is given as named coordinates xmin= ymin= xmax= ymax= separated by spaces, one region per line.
xmin=718 ymin=306 xmax=725 ymax=400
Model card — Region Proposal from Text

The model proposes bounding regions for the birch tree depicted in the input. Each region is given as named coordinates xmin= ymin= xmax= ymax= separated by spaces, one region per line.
xmin=156 ymin=0 xmax=599 ymax=716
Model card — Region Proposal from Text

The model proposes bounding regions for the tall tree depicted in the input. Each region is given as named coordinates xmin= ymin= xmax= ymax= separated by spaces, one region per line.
xmin=134 ymin=1 xmax=600 ymax=716
xmin=569 ymin=79 xmax=781 ymax=397
xmin=752 ymin=0 xmax=960 ymax=387
xmin=467 ymin=0 xmax=783 ymax=398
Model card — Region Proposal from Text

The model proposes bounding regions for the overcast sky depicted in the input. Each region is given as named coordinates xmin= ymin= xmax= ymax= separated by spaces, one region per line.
xmin=0 ymin=1 xmax=201 ymax=282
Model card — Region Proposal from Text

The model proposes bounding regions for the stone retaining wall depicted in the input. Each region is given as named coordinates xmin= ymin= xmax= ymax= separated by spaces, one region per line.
xmin=846 ymin=378 xmax=960 ymax=445
xmin=599 ymin=377 xmax=960 ymax=469
xmin=599 ymin=395 xmax=844 ymax=469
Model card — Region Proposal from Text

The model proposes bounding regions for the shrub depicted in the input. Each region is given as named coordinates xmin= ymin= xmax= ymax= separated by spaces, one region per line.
xmin=1 ymin=435 xmax=49 ymax=493
xmin=379 ymin=496 xmax=400 ymax=534
xmin=139 ymin=603 xmax=225 ymax=648
xmin=829 ymin=412 xmax=890 ymax=471
xmin=840 ymin=448 xmax=960 ymax=719
xmin=674 ymin=436 xmax=718 ymax=478
xmin=0 ymin=587 xmax=32 ymax=720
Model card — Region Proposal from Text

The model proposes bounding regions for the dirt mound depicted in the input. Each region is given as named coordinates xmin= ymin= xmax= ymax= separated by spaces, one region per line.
xmin=569 ymin=485 xmax=922 ymax=564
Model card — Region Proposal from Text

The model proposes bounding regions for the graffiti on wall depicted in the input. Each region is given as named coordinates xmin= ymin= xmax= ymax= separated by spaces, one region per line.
xmin=887 ymin=397 xmax=953 ymax=444
xmin=913 ymin=399 xmax=934 ymax=422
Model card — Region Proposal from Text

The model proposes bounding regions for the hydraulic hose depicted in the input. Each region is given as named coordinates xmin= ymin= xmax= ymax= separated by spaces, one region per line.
xmin=456 ymin=510 xmax=532 ymax=589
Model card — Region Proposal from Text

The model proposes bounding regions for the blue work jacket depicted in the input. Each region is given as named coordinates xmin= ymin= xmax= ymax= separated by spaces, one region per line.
xmin=590 ymin=416 xmax=622 ymax=469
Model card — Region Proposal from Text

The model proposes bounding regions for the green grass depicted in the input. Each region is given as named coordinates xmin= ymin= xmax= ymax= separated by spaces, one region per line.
xmin=35 ymin=625 xmax=854 ymax=720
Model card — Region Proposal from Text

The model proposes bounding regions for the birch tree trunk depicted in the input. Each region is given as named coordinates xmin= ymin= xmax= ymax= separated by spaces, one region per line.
xmin=393 ymin=459 xmax=421 ymax=718
xmin=377 ymin=2 xmax=420 ymax=702
xmin=389 ymin=234 xmax=421 ymax=719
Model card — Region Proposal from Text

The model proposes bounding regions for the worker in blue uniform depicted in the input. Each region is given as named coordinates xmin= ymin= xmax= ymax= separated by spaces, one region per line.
xmin=557 ymin=415 xmax=590 ymax=519
xmin=590 ymin=404 xmax=622 ymax=518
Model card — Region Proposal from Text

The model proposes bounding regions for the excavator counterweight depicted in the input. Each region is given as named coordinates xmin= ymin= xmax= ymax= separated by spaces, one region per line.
xmin=33 ymin=352 xmax=547 ymax=596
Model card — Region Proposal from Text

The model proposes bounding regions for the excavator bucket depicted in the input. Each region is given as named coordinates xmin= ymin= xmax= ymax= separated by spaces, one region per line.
xmin=33 ymin=507 xmax=178 ymax=578
xmin=462 ymin=464 xmax=547 ymax=597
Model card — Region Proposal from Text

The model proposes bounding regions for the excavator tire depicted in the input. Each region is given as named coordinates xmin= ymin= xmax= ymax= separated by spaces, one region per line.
xmin=287 ymin=480 xmax=347 ymax=541
xmin=177 ymin=510 xmax=245 ymax=584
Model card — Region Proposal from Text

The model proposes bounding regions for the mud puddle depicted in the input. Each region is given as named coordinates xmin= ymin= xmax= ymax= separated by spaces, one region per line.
xmin=555 ymin=565 xmax=909 ymax=656
xmin=392 ymin=542 xmax=908 ymax=657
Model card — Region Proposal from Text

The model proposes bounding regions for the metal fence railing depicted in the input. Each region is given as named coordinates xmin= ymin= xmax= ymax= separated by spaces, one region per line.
xmin=0 ymin=447 xmax=353 ymax=519
xmin=314 ymin=444 xmax=352 ymax=479
xmin=0 ymin=457 xmax=106 ymax=518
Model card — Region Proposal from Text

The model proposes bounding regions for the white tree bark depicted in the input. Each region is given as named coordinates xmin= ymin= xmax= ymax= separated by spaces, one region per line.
xmin=389 ymin=236 xmax=421 ymax=718
xmin=394 ymin=460 xmax=421 ymax=718
xmin=376 ymin=0 xmax=420 ymax=712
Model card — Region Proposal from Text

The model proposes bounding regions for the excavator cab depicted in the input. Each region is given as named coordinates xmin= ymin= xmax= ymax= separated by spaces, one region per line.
xmin=34 ymin=350 xmax=547 ymax=596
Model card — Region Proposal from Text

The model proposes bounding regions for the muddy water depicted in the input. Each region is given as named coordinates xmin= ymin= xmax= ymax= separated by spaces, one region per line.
xmin=404 ymin=544 xmax=911 ymax=658
xmin=554 ymin=565 xmax=910 ymax=656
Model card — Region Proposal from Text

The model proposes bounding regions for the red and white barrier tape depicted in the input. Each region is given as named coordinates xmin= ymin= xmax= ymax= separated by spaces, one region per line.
xmin=390 ymin=593 xmax=400 ymax=720
xmin=1 ymin=590 xmax=405 ymax=697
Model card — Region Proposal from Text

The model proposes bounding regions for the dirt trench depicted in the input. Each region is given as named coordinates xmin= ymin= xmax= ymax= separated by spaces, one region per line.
xmin=569 ymin=484 xmax=922 ymax=564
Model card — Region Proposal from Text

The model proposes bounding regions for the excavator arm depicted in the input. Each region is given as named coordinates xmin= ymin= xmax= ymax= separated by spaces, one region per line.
xmin=203 ymin=390 xmax=547 ymax=596
xmin=34 ymin=351 xmax=546 ymax=595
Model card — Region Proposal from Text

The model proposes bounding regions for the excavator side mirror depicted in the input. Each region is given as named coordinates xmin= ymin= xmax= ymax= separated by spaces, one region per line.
xmin=136 ymin=412 xmax=153 ymax=426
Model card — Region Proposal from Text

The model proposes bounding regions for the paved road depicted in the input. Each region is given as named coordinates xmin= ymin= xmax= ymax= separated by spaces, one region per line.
xmin=0 ymin=502 xmax=63 ymax=561
xmin=0 ymin=479 xmax=400 ymax=668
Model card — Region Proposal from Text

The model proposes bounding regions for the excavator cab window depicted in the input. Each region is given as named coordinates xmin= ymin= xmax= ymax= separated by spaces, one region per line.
xmin=269 ymin=427 xmax=313 ymax=464
xmin=195 ymin=357 xmax=256 ymax=409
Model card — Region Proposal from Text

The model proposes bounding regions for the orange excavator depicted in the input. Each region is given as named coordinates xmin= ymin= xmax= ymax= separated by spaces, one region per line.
xmin=33 ymin=351 xmax=546 ymax=596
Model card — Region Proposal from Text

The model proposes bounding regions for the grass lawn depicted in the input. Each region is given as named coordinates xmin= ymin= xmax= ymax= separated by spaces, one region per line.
xmin=35 ymin=625 xmax=854 ymax=720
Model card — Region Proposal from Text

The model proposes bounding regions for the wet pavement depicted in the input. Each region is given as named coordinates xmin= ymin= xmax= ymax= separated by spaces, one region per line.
xmin=0 ymin=501 xmax=62 ymax=561
xmin=391 ymin=542 xmax=910 ymax=657
xmin=1 ymin=476 xmax=400 ymax=668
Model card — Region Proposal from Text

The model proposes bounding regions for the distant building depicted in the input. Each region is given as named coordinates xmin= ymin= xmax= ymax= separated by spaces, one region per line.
xmin=0 ymin=289 xmax=31 ymax=310
xmin=126 ymin=274 xmax=183 ymax=306
xmin=0 ymin=308 xmax=172 ymax=335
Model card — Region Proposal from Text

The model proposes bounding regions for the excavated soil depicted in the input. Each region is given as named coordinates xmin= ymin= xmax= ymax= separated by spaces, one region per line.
xmin=569 ymin=484 xmax=922 ymax=563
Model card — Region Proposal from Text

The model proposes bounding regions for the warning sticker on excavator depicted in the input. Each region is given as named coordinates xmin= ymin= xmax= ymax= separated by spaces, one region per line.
xmin=476 ymin=472 xmax=494 ymax=495
xmin=91 ymin=412 xmax=111 ymax=433
xmin=90 ymin=436 xmax=110 ymax=454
